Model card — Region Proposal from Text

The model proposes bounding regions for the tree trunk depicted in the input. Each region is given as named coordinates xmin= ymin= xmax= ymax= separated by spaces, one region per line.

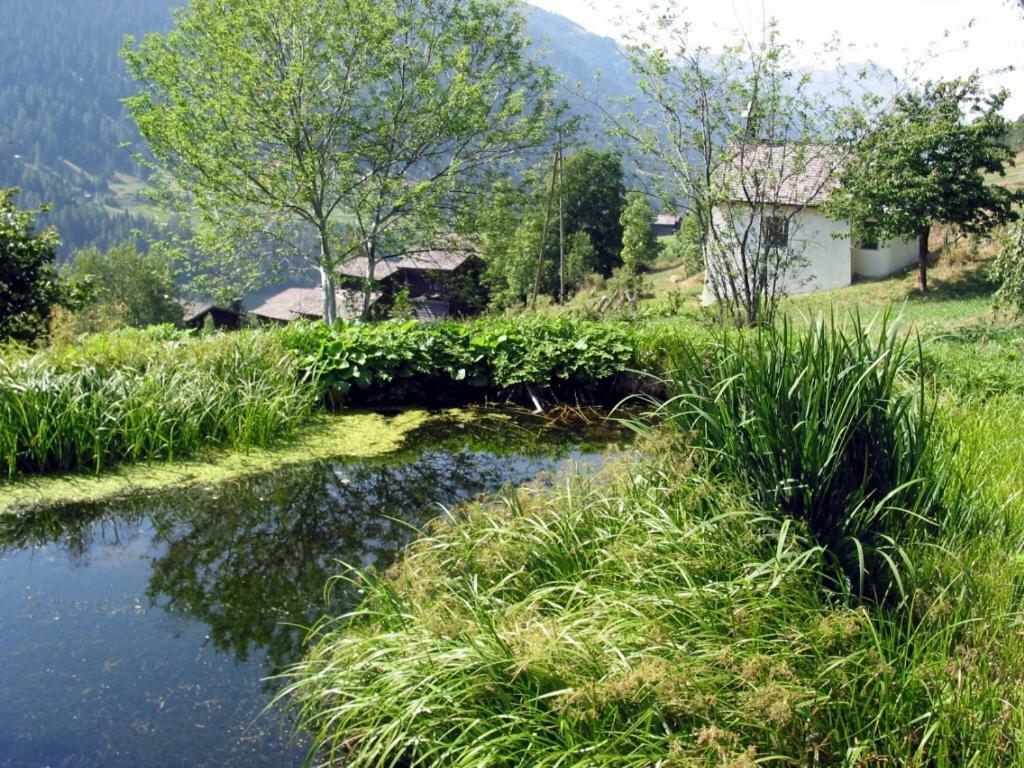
xmin=361 ymin=251 xmax=375 ymax=321
xmin=320 ymin=266 xmax=338 ymax=325
xmin=917 ymin=227 xmax=930 ymax=294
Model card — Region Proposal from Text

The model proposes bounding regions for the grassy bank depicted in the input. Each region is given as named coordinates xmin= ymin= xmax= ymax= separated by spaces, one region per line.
xmin=0 ymin=327 xmax=315 ymax=479
xmin=0 ymin=409 xmax=437 ymax=513
xmin=282 ymin=316 xmax=1024 ymax=766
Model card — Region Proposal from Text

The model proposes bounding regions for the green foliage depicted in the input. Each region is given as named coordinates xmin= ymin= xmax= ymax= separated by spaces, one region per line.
xmin=63 ymin=241 xmax=183 ymax=330
xmin=658 ymin=213 xmax=704 ymax=276
xmin=124 ymin=0 xmax=557 ymax=322
xmin=993 ymin=223 xmax=1024 ymax=317
xmin=283 ymin=448 xmax=1024 ymax=766
xmin=830 ymin=77 xmax=1022 ymax=291
xmin=650 ymin=314 xmax=947 ymax=602
xmin=0 ymin=328 xmax=314 ymax=478
xmin=479 ymin=149 xmax=627 ymax=306
xmin=278 ymin=317 xmax=638 ymax=402
xmin=618 ymin=192 xmax=659 ymax=273
xmin=559 ymin=150 xmax=627 ymax=276
xmin=0 ymin=189 xmax=63 ymax=344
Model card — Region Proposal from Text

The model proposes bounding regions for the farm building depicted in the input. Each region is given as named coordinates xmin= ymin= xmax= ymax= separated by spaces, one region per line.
xmin=338 ymin=244 xmax=486 ymax=317
xmin=179 ymin=301 xmax=243 ymax=331
xmin=650 ymin=213 xmax=681 ymax=238
xmin=703 ymin=144 xmax=918 ymax=303
xmin=248 ymin=287 xmax=379 ymax=324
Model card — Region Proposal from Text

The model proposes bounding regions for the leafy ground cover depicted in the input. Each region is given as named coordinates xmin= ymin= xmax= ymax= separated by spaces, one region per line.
xmin=282 ymin=315 xmax=1024 ymax=766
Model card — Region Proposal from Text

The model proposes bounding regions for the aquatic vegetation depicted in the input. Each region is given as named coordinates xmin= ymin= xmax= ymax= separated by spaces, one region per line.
xmin=0 ymin=329 xmax=314 ymax=478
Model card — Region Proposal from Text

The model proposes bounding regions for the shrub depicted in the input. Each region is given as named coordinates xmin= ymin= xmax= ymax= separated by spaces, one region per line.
xmin=279 ymin=317 xmax=638 ymax=404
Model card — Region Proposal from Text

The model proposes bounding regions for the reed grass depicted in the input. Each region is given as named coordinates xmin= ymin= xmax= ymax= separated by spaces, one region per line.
xmin=640 ymin=313 xmax=951 ymax=604
xmin=0 ymin=328 xmax=315 ymax=478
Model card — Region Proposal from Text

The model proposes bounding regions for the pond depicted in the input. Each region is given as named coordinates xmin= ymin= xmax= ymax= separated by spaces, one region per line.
xmin=0 ymin=408 xmax=630 ymax=768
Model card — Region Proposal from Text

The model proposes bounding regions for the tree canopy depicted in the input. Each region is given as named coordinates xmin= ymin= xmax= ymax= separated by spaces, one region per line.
xmin=829 ymin=77 xmax=1021 ymax=292
xmin=124 ymin=0 xmax=557 ymax=322
xmin=63 ymin=241 xmax=182 ymax=330
xmin=0 ymin=189 xmax=62 ymax=343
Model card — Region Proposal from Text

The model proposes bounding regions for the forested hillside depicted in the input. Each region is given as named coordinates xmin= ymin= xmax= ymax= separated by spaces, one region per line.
xmin=0 ymin=0 xmax=633 ymax=256
xmin=0 ymin=0 xmax=173 ymax=255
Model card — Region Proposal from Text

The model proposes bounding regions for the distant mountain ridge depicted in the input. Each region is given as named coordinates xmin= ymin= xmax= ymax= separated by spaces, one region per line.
xmin=0 ymin=0 xmax=634 ymax=256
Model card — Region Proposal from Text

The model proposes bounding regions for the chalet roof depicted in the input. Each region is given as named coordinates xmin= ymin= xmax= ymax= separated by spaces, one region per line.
xmin=338 ymin=246 xmax=477 ymax=280
xmin=178 ymin=300 xmax=240 ymax=324
xmin=719 ymin=144 xmax=844 ymax=207
xmin=651 ymin=214 xmax=681 ymax=227
xmin=249 ymin=287 xmax=379 ymax=322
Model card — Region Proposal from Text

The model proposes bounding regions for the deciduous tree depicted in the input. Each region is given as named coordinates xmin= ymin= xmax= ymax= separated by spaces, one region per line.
xmin=829 ymin=77 xmax=1020 ymax=293
xmin=0 ymin=189 xmax=62 ymax=343
xmin=618 ymin=192 xmax=658 ymax=273
xmin=64 ymin=241 xmax=182 ymax=329
xmin=124 ymin=0 xmax=556 ymax=323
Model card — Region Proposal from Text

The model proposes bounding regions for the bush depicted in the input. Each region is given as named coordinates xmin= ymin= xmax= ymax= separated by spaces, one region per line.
xmin=279 ymin=317 xmax=638 ymax=404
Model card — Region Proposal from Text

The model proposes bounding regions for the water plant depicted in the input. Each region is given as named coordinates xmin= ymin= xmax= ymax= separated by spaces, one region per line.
xmin=0 ymin=328 xmax=314 ymax=478
xmin=644 ymin=313 xmax=949 ymax=603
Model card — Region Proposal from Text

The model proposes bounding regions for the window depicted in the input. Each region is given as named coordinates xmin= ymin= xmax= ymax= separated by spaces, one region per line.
xmin=857 ymin=235 xmax=879 ymax=251
xmin=762 ymin=216 xmax=789 ymax=248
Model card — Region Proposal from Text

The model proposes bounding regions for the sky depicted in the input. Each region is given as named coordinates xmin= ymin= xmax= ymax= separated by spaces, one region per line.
xmin=530 ymin=0 xmax=1024 ymax=116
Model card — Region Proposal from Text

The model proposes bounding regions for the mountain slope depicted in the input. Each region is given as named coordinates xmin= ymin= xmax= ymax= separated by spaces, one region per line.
xmin=0 ymin=1 xmax=632 ymax=255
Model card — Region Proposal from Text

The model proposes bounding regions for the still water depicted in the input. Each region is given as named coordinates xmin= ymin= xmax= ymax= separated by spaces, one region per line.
xmin=0 ymin=409 xmax=628 ymax=767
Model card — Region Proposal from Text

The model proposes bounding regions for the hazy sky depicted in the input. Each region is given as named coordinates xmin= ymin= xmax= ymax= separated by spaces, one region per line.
xmin=530 ymin=0 xmax=1024 ymax=115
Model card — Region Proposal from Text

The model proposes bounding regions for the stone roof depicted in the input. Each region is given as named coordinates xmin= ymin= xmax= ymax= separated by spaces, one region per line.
xmin=338 ymin=247 xmax=476 ymax=280
xmin=178 ymin=300 xmax=240 ymax=324
xmin=249 ymin=287 xmax=379 ymax=322
xmin=651 ymin=214 xmax=681 ymax=227
xmin=719 ymin=144 xmax=844 ymax=207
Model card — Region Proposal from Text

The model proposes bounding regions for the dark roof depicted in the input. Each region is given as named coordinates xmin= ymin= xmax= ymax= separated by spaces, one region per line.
xmin=651 ymin=214 xmax=680 ymax=228
xmin=249 ymin=287 xmax=379 ymax=322
xmin=718 ymin=144 xmax=844 ymax=207
xmin=178 ymin=300 xmax=240 ymax=324
xmin=338 ymin=247 xmax=476 ymax=280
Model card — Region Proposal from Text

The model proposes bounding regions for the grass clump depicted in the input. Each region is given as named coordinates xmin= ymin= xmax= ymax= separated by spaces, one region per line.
xmin=283 ymin=313 xmax=1024 ymax=765
xmin=0 ymin=327 xmax=314 ymax=478
xmin=647 ymin=314 xmax=948 ymax=603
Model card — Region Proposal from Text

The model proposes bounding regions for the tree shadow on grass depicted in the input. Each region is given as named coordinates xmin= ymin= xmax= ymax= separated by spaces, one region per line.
xmin=905 ymin=258 xmax=997 ymax=305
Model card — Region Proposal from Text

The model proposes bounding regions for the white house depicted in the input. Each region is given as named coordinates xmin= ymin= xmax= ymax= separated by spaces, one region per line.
xmin=703 ymin=145 xmax=918 ymax=303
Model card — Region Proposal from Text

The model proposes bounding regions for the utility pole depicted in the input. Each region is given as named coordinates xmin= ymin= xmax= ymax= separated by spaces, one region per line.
xmin=557 ymin=128 xmax=566 ymax=303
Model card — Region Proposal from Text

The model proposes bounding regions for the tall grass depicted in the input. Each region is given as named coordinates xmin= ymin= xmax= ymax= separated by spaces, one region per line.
xmin=0 ymin=328 xmax=315 ymax=478
xmin=282 ymin=312 xmax=1024 ymax=765
xmin=643 ymin=314 xmax=950 ymax=603
xmin=282 ymin=458 xmax=1024 ymax=766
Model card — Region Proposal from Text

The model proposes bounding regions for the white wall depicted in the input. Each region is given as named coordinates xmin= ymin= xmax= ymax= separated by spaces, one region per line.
xmin=703 ymin=205 xmax=852 ymax=304
xmin=852 ymin=238 xmax=918 ymax=278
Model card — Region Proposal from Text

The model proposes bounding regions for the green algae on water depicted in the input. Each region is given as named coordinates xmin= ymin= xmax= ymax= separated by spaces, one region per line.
xmin=0 ymin=410 xmax=436 ymax=514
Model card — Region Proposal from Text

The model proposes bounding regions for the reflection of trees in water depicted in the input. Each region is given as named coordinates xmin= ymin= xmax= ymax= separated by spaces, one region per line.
xmin=1 ymin=445 xmax=601 ymax=674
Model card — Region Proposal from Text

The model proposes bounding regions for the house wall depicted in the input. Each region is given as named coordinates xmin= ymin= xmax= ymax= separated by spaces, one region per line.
xmin=703 ymin=205 xmax=851 ymax=303
xmin=852 ymin=238 xmax=918 ymax=278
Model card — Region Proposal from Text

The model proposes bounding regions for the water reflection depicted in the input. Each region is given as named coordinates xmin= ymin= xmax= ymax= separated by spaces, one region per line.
xmin=0 ymin=409 xmax=629 ymax=767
